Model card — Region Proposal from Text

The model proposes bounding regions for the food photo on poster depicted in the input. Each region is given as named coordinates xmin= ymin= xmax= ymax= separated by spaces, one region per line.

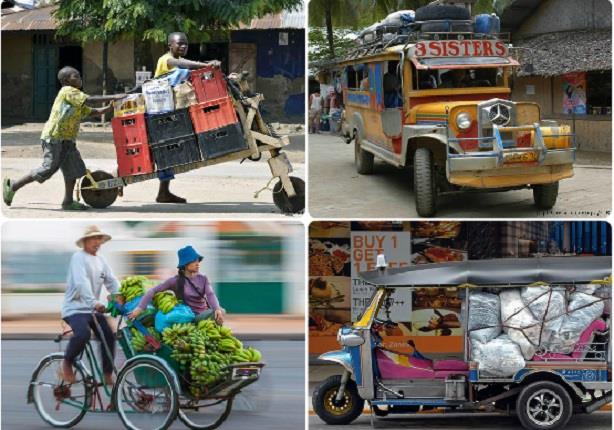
xmin=308 ymin=221 xmax=612 ymax=430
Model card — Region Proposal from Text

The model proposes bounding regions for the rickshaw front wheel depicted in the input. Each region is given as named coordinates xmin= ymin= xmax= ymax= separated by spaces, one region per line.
xmin=30 ymin=353 xmax=90 ymax=428
xmin=313 ymin=375 xmax=363 ymax=425
xmin=516 ymin=381 xmax=573 ymax=430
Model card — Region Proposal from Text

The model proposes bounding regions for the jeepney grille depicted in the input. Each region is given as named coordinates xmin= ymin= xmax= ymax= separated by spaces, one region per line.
xmin=488 ymin=103 xmax=511 ymax=126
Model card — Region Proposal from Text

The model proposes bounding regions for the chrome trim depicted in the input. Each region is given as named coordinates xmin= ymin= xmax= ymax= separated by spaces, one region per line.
xmin=361 ymin=138 xmax=403 ymax=167
xmin=357 ymin=328 xmax=375 ymax=400
xmin=581 ymin=382 xmax=612 ymax=391
xmin=402 ymin=125 xmax=450 ymax=166
xmin=448 ymin=149 xmax=575 ymax=172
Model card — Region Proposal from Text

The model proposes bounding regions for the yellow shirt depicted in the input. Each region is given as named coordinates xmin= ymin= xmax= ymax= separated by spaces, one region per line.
xmin=41 ymin=86 xmax=92 ymax=141
xmin=154 ymin=52 xmax=179 ymax=78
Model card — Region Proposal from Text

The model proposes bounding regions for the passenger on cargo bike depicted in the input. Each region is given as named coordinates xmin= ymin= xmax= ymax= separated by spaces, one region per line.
xmin=128 ymin=245 xmax=224 ymax=324
xmin=152 ymin=31 xmax=222 ymax=204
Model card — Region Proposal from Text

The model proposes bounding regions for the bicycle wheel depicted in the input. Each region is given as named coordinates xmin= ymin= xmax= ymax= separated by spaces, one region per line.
xmin=178 ymin=398 xmax=233 ymax=430
xmin=30 ymin=353 xmax=90 ymax=428
xmin=113 ymin=358 xmax=179 ymax=430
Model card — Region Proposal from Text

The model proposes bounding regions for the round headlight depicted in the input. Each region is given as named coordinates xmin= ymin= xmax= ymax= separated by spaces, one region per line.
xmin=456 ymin=112 xmax=472 ymax=130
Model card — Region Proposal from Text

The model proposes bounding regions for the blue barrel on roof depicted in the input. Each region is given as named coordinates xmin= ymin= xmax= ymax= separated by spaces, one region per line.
xmin=474 ymin=13 xmax=500 ymax=34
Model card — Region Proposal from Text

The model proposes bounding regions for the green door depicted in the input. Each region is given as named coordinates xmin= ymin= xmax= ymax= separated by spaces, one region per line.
xmin=32 ymin=33 xmax=58 ymax=120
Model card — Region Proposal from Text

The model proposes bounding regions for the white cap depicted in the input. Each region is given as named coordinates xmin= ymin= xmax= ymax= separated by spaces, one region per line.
xmin=376 ymin=254 xmax=388 ymax=270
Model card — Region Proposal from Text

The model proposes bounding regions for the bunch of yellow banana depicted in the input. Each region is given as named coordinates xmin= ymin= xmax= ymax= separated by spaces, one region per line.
xmin=120 ymin=275 xmax=148 ymax=302
xmin=153 ymin=291 xmax=178 ymax=314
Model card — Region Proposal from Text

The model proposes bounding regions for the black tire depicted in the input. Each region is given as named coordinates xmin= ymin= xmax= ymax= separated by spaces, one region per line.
xmin=415 ymin=5 xmax=470 ymax=21
xmin=80 ymin=170 xmax=119 ymax=209
xmin=272 ymin=176 xmax=305 ymax=214
xmin=355 ymin=134 xmax=374 ymax=174
xmin=312 ymin=375 xmax=364 ymax=425
xmin=112 ymin=358 xmax=179 ymax=430
xmin=533 ymin=182 xmax=559 ymax=210
xmin=516 ymin=381 xmax=573 ymax=430
xmin=30 ymin=353 xmax=90 ymax=428
xmin=178 ymin=399 xmax=233 ymax=430
xmin=413 ymin=148 xmax=437 ymax=217
xmin=420 ymin=21 xmax=473 ymax=33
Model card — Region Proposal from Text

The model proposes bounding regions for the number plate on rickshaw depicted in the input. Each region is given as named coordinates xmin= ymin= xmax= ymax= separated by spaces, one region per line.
xmin=232 ymin=367 xmax=260 ymax=380
xmin=504 ymin=151 xmax=538 ymax=163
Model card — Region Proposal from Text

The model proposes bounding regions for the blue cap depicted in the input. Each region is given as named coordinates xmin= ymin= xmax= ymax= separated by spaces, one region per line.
xmin=177 ymin=245 xmax=203 ymax=268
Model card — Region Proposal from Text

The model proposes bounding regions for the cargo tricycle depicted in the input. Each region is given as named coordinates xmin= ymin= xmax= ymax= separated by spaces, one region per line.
xmin=28 ymin=302 xmax=264 ymax=430
xmin=312 ymin=256 xmax=611 ymax=430
xmin=78 ymin=67 xmax=304 ymax=214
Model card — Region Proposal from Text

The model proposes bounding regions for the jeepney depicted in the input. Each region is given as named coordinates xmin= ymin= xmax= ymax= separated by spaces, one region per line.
xmin=321 ymin=8 xmax=575 ymax=217
xmin=312 ymin=256 xmax=611 ymax=430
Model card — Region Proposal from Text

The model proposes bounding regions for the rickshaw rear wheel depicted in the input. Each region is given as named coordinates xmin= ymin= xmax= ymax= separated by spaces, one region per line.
xmin=533 ymin=182 xmax=559 ymax=210
xmin=313 ymin=375 xmax=363 ymax=425
xmin=80 ymin=170 xmax=119 ymax=209
xmin=113 ymin=358 xmax=179 ymax=430
xmin=30 ymin=353 xmax=90 ymax=428
xmin=273 ymin=176 xmax=305 ymax=214
xmin=355 ymin=134 xmax=374 ymax=174
xmin=414 ymin=148 xmax=437 ymax=217
xmin=516 ymin=381 xmax=572 ymax=430
xmin=178 ymin=398 xmax=233 ymax=430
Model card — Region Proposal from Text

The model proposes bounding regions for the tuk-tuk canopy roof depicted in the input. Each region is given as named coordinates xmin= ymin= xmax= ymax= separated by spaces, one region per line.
xmin=359 ymin=256 xmax=611 ymax=287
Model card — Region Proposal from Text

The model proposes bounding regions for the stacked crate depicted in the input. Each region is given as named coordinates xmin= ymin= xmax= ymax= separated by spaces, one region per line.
xmin=111 ymin=113 xmax=155 ymax=177
xmin=146 ymin=108 xmax=201 ymax=170
xmin=189 ymin=66 xmax=247 ymax=160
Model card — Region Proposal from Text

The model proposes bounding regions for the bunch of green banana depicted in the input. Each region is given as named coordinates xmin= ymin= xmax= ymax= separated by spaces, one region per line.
xmin=130 ymin=327 xmax=160 ymax=352
xmin=153 ymin=291 xmax=179 ymax=314
xmin=120 ymin=275 xmax=148 ymax=302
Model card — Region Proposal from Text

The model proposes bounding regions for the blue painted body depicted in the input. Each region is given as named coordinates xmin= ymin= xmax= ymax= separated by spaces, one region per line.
xmin=347 ymin=92 xmax=371 ymax=106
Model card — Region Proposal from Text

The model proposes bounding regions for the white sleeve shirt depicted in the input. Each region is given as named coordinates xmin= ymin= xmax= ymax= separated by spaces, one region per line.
xmin=62 ymin=250 xmax=120 ymax=318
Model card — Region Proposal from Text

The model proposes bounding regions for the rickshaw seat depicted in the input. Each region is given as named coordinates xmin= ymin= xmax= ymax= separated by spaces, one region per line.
xmin=375 ymin=349 xmax=469 ymax=379
xmin=532 ymin=319 xmax=607 ymax=361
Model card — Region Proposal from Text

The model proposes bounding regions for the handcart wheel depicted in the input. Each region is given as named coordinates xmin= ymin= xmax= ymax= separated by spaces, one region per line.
xmin=178 ymin=398 xmax=233 ymax=430
xmin=272 ymin=176 xmax=305 ymax=214
xmin=80 ymin=170 xmax=119 ymax=209
xmin=29 ymin=353 xmax=90 ymax=428
xmin=113 ymin=358 xmax=179 ymax=430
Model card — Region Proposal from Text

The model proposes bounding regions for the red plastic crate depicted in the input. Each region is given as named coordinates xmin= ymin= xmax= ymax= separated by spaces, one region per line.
xmin=189 ymin=66 xmax=229 ymax=103
xmin=111 ymin=114 xmax=155 ymax=177
xmin=189 ymin=97 xmax=239 ymax=134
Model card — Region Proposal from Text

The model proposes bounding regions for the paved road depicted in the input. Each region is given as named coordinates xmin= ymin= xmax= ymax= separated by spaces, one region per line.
xmin=309 ymin=412 xmax=612 ymax=429
xmin=2 ymin=339 xmax=304 ymax=430
xmin=308 ymin=133 xmax=612 ymax=218
xmin=1 ymin=127 xmax=304 ymax=218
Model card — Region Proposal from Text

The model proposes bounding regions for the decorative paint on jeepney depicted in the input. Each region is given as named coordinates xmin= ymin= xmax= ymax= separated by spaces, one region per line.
xmin=346 ymin=91 xmax=371 ymax=107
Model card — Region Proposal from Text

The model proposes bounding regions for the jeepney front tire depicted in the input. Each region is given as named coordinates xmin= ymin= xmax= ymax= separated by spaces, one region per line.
xmin=533 ymin=182 xmax=559 ymax=210
xmin=272 ymin=176 xmax=305 ymax=214
xmin=516 ymin=381 xmax=573 ymax=430
xmin=80 ymin=170 xmax=118 ymax=209
xmin=313 ymin=375 xmax=364 ymax=425
xmin=355 ymin=134 xmax=374 ymax=174
xmin=414 ymin=148 xmax=437 ymax=217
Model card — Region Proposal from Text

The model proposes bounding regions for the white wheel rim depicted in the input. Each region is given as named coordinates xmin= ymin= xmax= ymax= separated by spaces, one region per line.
xmin=526 ymin=388 xmax=564 ymax=427
xmin=116 ymin=363 xmax=176 ymax=430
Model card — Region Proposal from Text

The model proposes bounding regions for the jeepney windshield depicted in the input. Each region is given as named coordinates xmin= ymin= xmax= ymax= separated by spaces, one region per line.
xmin=414 ymin=65 xmax=504 ymax=90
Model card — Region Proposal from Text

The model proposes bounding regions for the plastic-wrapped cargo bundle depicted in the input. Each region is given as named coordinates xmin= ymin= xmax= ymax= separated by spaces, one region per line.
xmin=549 ymin=292 xmax=605 ymax=354
xmin=500 ymin=289 xmax=541 ymax=359
xmin=471 ymin=335 xmax=525 ymax=377
xmin=520 ymin=286 xmax=566 ymax=347
xmin=468 ymin=292 xmax=501 ymax=343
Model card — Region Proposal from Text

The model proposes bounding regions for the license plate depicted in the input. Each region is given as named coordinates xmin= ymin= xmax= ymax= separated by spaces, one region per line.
xmin=504 ymin=151 xmax=537 ymax=163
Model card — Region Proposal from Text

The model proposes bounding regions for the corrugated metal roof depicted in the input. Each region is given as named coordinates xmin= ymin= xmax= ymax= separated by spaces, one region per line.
xmin=1 ymin=4 xmax=56 ymax=30
xmin=238 ymin=8 xmax=305 ymax=30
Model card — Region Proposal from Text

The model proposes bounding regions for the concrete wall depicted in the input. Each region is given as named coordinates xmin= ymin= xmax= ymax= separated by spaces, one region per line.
xmin=1 ymin=32 xmax=33 ymax=120
xmin=82 ymin=39 xmax=136 ymax=94
xmin=512 ymin=76 xmax=611 ymax=152
xmin=516 ymin=0 xmax=611 ymax=37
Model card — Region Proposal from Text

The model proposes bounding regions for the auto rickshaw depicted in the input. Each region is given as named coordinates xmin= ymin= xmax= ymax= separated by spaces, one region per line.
xmin=312 ymin=256 xmax=611 ymax=430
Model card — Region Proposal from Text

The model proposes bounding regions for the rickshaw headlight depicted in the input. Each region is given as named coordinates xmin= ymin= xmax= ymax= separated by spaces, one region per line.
xmin=455 ymin=112 xmax=472 ymax=131
xmin=339 ymin=331 xmax=365 ymax=347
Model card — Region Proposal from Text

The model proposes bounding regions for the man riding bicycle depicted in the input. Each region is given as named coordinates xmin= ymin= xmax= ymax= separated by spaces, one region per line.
xmin=61 ymin=225 xmax=120 ymax=386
